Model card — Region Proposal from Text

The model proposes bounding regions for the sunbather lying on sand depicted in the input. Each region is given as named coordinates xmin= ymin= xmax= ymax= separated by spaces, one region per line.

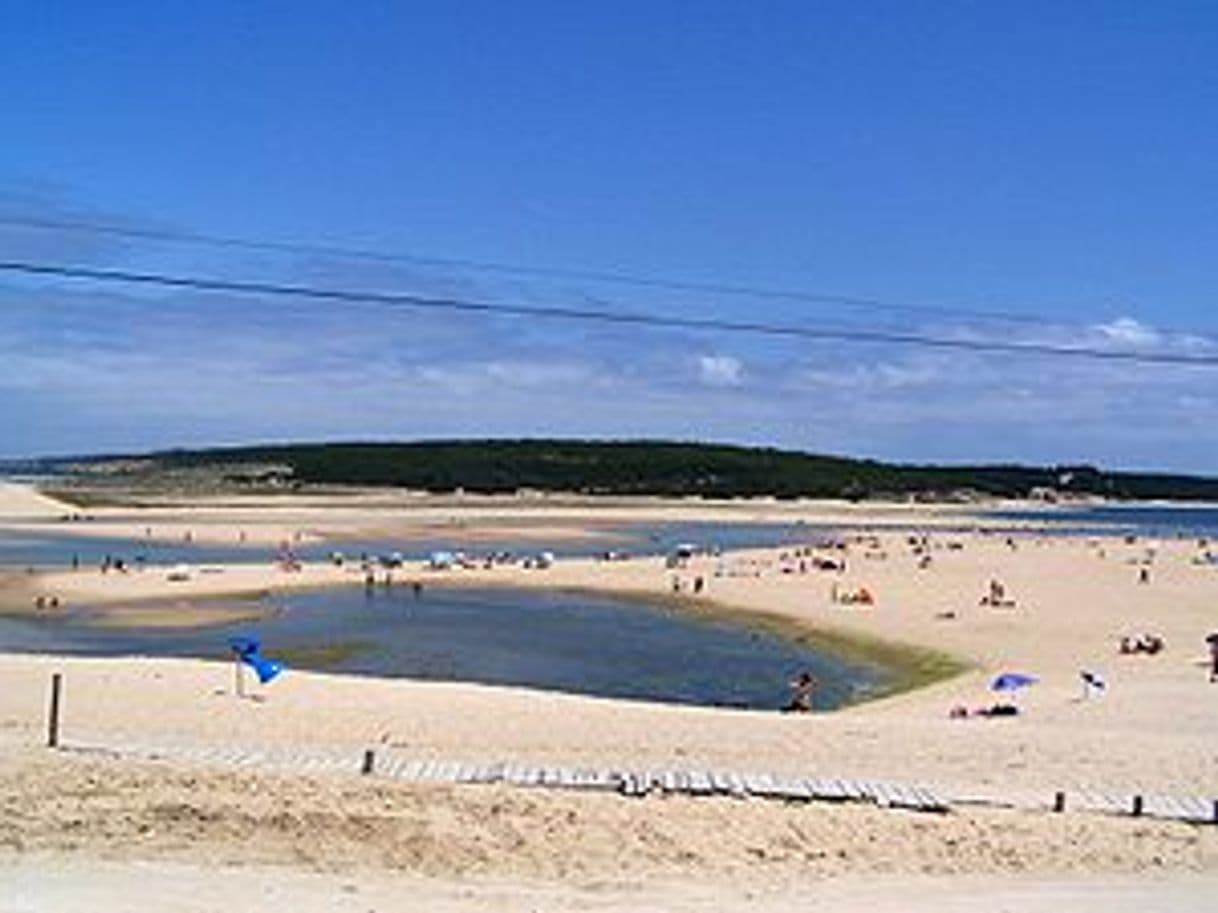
xmin=949 ymin=703 xmax=1019 ymax=719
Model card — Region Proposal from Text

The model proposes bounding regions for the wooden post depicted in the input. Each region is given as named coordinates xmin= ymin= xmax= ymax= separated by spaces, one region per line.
xmin=1053 ymin=791 xmax=1066 ymax=813
xmin=234 ymin=655 xmax=244 ymax=699
xmin=47 ymin=672 xmax=62 ymax=748
xmin=1132 ymin=795 xmax=1143 ymax=817
xmin=361 ymin=749 xmax=375 ymax=775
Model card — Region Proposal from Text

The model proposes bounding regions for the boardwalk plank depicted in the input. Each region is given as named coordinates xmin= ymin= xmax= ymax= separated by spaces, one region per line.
xmin=834 ymin=778 xmax=860 ymax=800
xmin=748 ymin=773 xmax=776 ymax=797
xmin=624 ymin=772 xmax=650 ymax=797
xmin=807 ymin=778 xmax=838 ymax=799
xmin=774 ymin=778 xmax=811 ymax=801
xmin=100 ymin=736 xmax=1218 ymax=824
xmin=868 ymin=782 xmax=892 ymax=807
xmin=1176 ymin=796 xmax=1209 ymax=822
xmin=741 ymin=773 xmax=766 ymax=795
xmin=503 ymin=764 xmax=527 ymax=785
xmin=393 ymin=759 xmax=420 ymax=780
xmin=472 ymin=764 xmax=500 ymax=784
xmin=913 ymin=786 xmax=947 ymax=811
xmin=375 ymin=756 xmax=402 ymax=778
xmin=584 ymin=770 xmax=618 ymax=791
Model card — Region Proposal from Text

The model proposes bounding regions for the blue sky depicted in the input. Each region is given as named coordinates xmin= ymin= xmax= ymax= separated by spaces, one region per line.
xmin=1 ymin=2 xmax=1217 ymax=470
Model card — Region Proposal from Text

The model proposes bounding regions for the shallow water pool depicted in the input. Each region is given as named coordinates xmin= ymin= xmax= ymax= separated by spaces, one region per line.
xmin=0 ymin=585 xmax=889 ymax=711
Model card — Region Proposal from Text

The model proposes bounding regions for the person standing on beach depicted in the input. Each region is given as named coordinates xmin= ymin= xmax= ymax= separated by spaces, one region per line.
xmin=784 ymin=671 xmax=817 ymax=712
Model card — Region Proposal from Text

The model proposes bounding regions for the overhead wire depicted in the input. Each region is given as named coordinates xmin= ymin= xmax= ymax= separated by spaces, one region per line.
xmin=0 ymin=212 xmax=1164 ymax=332
xmin=3 ymin=259 xmax=1217 ymax=368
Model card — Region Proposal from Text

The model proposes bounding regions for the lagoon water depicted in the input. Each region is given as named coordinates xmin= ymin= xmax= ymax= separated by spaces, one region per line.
xmin=0 ymin=585 xmax=887 ymax=711
xmin=0 ymin=519 xmax=817 ymax=569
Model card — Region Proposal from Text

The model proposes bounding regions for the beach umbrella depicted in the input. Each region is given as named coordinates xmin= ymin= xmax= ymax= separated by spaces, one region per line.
xmin=990 ymin=672 xmax=1038 ymax=692
xmin=228 ymin=635 xmax=285 ymax=691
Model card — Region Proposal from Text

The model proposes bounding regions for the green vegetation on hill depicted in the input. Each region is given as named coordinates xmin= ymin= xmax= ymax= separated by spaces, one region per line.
xmin=42 ymin=439 xmax=1218 ymax=501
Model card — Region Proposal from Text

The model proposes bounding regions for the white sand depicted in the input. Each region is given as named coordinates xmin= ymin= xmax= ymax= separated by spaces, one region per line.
xmin=3 ymin=856 xmax=1216 ymax=913
xmin=0 ymin=482 xmax=76 ymax=520
xmin=2 ymin=486 xmax=1216 ymax=907
xmin=1 ymin=486 xmax=1056 ymax=548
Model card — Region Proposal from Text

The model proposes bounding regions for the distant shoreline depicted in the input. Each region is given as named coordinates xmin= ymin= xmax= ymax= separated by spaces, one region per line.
xmin=23 ymin=475 xmax=1218 ymax=518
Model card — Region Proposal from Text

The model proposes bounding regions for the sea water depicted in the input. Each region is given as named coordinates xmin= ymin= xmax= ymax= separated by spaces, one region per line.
xmin=992 ymin=504 xmax=1218 ymax=539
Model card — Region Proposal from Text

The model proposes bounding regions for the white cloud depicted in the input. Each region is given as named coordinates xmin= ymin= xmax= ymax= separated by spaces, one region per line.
xmin=696 ymin=354 xmax=743 ymax=387
xmin=416 ymin=359 xmax=605 ymax=395
xmin=793 ymin=359 xmax=940 ymax=392
xmin=1093 ymin=317 xmax=1161 ymax=347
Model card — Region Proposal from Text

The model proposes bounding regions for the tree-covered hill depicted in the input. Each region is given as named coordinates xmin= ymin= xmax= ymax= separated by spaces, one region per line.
xmin=30 ymin=439 xmax=1218 ymax=501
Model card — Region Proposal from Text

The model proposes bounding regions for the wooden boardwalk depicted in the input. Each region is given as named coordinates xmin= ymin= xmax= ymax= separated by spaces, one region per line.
xmin=67 ymin=735 xmax=1214 ymax=825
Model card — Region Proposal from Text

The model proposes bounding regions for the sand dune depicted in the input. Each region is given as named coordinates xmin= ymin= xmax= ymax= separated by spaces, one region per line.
xmin=0 ymin=482 xmax=76 ymax=520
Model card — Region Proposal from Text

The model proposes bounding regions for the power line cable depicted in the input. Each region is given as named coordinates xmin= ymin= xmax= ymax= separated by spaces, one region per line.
xmin=3 ymin=259 xmax=1216 ymax=368
xmin=0 ymin=212 xmax=1165 ymax=334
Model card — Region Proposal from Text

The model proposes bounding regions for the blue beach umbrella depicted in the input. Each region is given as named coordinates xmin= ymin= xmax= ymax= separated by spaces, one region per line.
xmin=229 ymin=635 xmax=284 ymax=685
xmin=991 ymin=672 xmax=1038 ymax=692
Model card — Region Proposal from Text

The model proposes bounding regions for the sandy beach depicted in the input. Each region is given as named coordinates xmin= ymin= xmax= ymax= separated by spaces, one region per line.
xmin=1 ymin=478 xmax=1067 ymax=549
xmin=1 ymin=484 xmax=1216 ymax=909
xmin=6 ymin=858 xmax=1217 ymax=913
